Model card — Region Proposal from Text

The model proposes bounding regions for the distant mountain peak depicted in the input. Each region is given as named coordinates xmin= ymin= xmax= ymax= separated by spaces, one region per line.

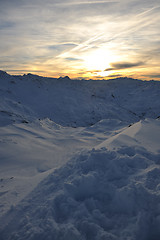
xmin=0 ymin=70 xmax=10 ymax=76
xmin=23 ymin=73 xmax=39 ymax=77
xmin=58 ymin=76 xmax=71 ymax=80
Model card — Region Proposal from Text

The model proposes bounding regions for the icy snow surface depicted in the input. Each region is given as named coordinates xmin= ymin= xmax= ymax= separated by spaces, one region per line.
xmin=0 ymin=71 xmax=160 ymax=240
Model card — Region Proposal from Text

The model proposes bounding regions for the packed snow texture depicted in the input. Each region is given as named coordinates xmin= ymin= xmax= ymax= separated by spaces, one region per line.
xmin=0 ymin=70 xmax=160 ymax=240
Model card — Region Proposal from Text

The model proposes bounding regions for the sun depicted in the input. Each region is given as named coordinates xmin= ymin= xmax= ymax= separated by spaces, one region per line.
xmin=84 ymin=48 xmax=116 ymax=72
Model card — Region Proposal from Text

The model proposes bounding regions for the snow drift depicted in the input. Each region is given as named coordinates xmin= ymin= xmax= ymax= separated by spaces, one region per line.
xmin=1 ymin=119 xmax=160 ymax=240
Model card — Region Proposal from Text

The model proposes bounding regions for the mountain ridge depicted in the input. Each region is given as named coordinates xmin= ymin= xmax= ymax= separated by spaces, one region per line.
xmin=0 ymin=70 xmax=160 ymax=127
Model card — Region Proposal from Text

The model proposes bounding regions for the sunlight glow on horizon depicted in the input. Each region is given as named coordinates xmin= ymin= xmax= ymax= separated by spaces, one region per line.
xmin=84 ymin=49 xmax=117 ymax=72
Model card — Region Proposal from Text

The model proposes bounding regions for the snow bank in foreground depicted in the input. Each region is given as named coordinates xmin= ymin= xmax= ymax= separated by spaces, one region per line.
xmin=1 ymin=119 xmax=160 ymax=240
xmin=97 ymin=118 xmax=160 ymax=154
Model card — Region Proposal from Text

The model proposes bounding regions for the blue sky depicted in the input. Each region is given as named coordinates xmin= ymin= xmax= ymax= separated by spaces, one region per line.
xmin=0 ymin=0 xmax=160 ymax=79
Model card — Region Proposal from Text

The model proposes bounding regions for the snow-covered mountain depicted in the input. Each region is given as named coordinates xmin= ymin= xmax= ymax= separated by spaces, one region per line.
xmin=0 ymin=70 xmax=160 ymax=127
xmin=0 ymin=70 xmax=160 ymax=240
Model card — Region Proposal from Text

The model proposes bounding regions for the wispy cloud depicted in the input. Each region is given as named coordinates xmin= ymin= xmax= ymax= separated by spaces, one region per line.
xmin=0 ymin=0 xmax=160 ymax=79
xmin=57 ymin=4 xmax=160 ymax=60
xmin=105 ymin=61 xmax=145 ymax=71
xmin=107 ymin=74 xmax=123 ymax=78
xmin=144 ymin=74 xmax=160 ymax=79
xmin=65 ymin=57 xmax=82 ymax=61
xmin=55 ymin=0 xmax=118 ymax=6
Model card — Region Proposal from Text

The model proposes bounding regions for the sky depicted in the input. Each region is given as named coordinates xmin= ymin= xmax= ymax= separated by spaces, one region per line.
xmin=0 ymin=0 xmax=160 ymax=80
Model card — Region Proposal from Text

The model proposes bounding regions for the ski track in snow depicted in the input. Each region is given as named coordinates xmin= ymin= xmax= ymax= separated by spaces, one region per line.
xmin=0 ymin=70 xmax=160 ymax=240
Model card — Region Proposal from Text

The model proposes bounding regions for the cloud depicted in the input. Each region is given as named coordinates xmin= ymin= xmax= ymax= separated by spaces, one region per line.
xmin=56 ymin=0 xmax=117 ymax=5
xmin=0 ymin=21 xmax=15 ymax=30
xmin=144 ymin=74 xmax=160 ymax=79
xmin=47 ymin=44 xmax=78 ymax=55
xmin=86 ymin=70 xmax=102 ymax=73
xmin=107 ymin=74 xmax=123 ymax=78
xmin=0 ymin=0 xmax=159 ymax=79
xmin=56 ymin=1 xmax=118 ymax=6
xmin=6 ymin=69 xmax=46 ymax=73
xmin=65 ymin=57 xmax=82 ymax=61
xmin=47 ymin=43 xmax=77 ymax=50
xmin=105 ymin=61 xmax=145 ymax=71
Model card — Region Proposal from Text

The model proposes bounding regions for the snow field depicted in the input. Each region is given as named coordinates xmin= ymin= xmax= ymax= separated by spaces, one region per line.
xmin=0 ymin=71 xmax=160 ymax=239
xmin=1 ymin=130 xmax=160 ymax=240
xmin=0 ymin=118 xmax=110 ymax=216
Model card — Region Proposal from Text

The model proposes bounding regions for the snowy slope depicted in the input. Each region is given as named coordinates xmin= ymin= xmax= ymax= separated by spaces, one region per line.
xmin=1 ymin=70 xmax=160 ymax=127
xmin=1 ymin=119 xmax=160 ymax=240
xmin=0 ymin=71 xmax=160 ymax=240
xmin=97 ymin=118 xmax=160 ymax=153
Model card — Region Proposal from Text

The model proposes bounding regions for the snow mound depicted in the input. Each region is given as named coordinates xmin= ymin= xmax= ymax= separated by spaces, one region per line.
xmin=1 ymin=119 xmax=160 ymax=240
xmin=97 ymin=118 xmax=160 ymax=154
